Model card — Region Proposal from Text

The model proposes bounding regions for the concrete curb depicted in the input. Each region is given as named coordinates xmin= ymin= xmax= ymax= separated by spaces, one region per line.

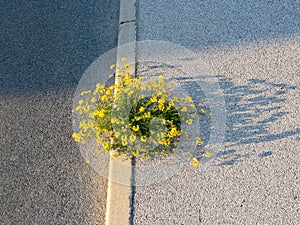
xmin=105 ymin=0 xmax=136 ymax=224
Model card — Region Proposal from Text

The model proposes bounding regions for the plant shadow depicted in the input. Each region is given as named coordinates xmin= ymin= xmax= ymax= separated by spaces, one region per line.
xmin=203 ymin=75 xmax=298 ymax=166
xmin=166 ymin=72 xmax=299 ymax=166
xmin=136 ymin=62 xmax=299 ymax=167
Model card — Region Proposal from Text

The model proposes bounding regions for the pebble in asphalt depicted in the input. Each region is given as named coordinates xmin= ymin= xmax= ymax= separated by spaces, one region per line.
xmin=1 ymin=1 xmax=120 ymax=224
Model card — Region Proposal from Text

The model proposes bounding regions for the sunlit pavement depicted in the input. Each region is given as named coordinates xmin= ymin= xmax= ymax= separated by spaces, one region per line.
xmin=132 ymin=1 xmax=300 ymax=224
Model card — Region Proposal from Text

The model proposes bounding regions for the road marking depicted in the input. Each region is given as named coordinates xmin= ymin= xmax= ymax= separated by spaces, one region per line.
xmin=105 ymin=0 xmax=136 ymax=224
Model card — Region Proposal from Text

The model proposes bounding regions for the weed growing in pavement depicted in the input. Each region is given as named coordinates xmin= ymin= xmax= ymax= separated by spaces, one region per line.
xmin=72 ymin=58 xmax=211 ymax=166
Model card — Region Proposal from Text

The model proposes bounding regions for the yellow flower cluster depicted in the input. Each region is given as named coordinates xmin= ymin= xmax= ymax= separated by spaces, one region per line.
xmin=150 ymin=96 xmax=157 ymax=103
xmin=72 ymin=132 xmax=84 ymax=143
xmin=144 ymin=112 xmax=151 ymax=119
xmin=160 ymin=138 xmax=171 ymax=146
xmin=79 ymin=120 xmax=96 ymax=132
xmin=93 ymin=109 xmax=106 ymax=118
xmin=167 ymin=127 xmax=181 ymax=138
xmin=72 ymin=58 xmax=210 ymax=167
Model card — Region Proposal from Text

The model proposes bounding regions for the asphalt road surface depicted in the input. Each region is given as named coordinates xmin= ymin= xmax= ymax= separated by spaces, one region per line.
xmin=134 ymin=0 xmax=300 ymax=224
xmin=1 ymin=1 xmax=120 ymax=224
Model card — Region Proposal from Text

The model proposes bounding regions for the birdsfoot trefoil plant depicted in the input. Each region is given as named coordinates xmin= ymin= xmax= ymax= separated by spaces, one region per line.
xmin=72 ymin=59 xmax=211 ymax=166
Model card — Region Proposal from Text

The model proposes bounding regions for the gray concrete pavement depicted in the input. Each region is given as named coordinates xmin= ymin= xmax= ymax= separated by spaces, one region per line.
xmin=0 ymin=1 xmax=120 ymax=224
xmin=133 ymin=1 xmax=300 ymax=224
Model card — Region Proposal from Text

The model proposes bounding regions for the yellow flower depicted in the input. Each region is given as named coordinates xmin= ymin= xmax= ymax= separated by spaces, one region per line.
xmin=79 ymin=120 xmax=86 ymax=129
xmin=72 ymin=133 xmax=83 ymax=142
xmin=114 ymin=132 xmax=120 ymax=138
xmin=207 ymin=114 xmax=211 ymax=119
xmin=110 ymin=64 xmax=116 ymax=70
xmin=158 ymin=74 xmax=164 ymax=79
xmin=140 ymin=83 xmax=146 ymax=91
xmin=145 ymin=150 xmax=150 ymax=158
xmin=192 ymin=158 xmax=199 ymax=167
xmin=106 ymin=89 xmax=112 ymax=96
xmin=85 ymin=159 xmax=90 ymax=164
xmin=123 ymin=73 xmax=131 ymax=82
xmin=121 ymin=57 xmax=127 ymax=61
xmin=122 ymin=139 xmax=128 ymax=146
xmin=91 ymin=97 xmax=96 ymax=103
xmin=141 ymin=136 xmax=147 ymax=142
xmin=101 ymin=95 xmax=108 ymax=101
xmin=78 ymin=100 xmax=84 ymax=105
xmin=185 ymin=96 xmax=193 ymax=102
xmin=167 ymin=127 xmax=180 ymax=138
xmin=160 ymin=139 xmax=171 ymax=146
xmin=111 ymin=117 xmax=119 ymax=124
xmin=102 ymin=142 xmax=110 ymax=150
xmin=132 ymin=150 xmax=139 ymax=157
xmin=171 ymin=127 xmax=180 ymax=136
xmin=204 ymin=151 xmax=211 ymax=158
xmin=129 ymin=135 xmax=136 ymax=143
xmin=133 ymin=78 xmax=140 ymax=83
xmin=132 ymin=125 xmax=139 ymax=132
xmin=89 ymin=112 xmax=95 ymax=118
xmin=102 ymin=129 xmax=109 ymax=134
xmin=83 ymin=105 xmax=91 ymax=113
xmin=144 ymin=112 xmax=151 ymax=118
xmin=150 ymin=96 xmax=157 ymax=103
xmin=176 ymin=130 xmax=181 ymax=136
xmin=139 ymin=107 xmax=145 ymax=113
xmin=87 ymin=120 xmax=94 ymax=129
xmin=80 ymin=90 xmax=91 ymax=96
xmin=158 ymin=104 xmax=165 ymax=111
xmin=94 ymin=109 xmax=105 ymax=118
xmin=95 ymin=83 xmax=106 ymax=96
xmin=200 ymin=109 xmax=206 ymax=114
xmin=158 ymin=78 xmax=166 ymax=86
xmin=156 ymin=132 xmax=165 ymax=140
xmin=158 ymin=98 xmax=165 ymax=105
xmin=165 ymin=139 xmax=171 ymax=146
xmin=181 ymin=107 xmax=187 ymax=112
xmin=96 ymin=135 xmax=102 ymax=144
xmin=124 ymin=64 xmax=130 ymax=69
xmin=134 ymin=116 xmax=142 ymax=121
xmin=75 ymin=105 xmax=83 ymax=112
xmin=196 ymin=137 xmax=201 ymax=144
xmin=96 ymin=83 xmax=104 ymax=89
xmin=186 ymin=119 xmax=193 ymax=125
xmin=124 ymin=78 xmax=131 ymax=85
xmin=172 ymin=96 xmax=179 ymax=102
xmin=120 ymin=135 xmax=128 ymax=146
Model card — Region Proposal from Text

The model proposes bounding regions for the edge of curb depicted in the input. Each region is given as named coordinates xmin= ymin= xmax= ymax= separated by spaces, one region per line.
xmin=105 ymin=0 xmax=137 ymax=225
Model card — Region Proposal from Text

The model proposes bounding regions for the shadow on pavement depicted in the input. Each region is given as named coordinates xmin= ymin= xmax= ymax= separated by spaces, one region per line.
xmin=214 ymin=76 xmax=299 ymax=166
xmin=1 ymin=1 xmax=119 ymax=224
